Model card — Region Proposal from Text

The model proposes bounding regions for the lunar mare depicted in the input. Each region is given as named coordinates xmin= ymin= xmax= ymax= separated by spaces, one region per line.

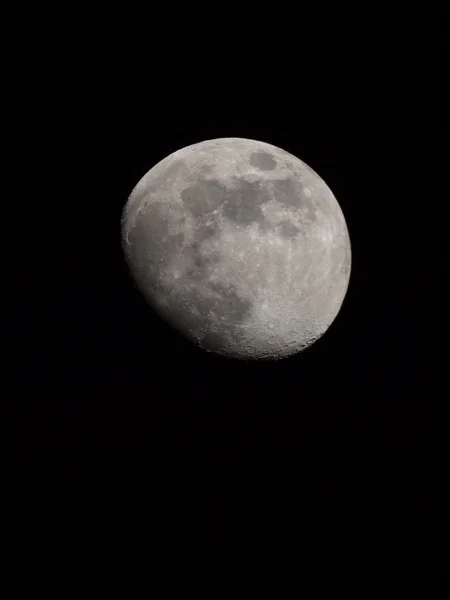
xmin=122 ymin=138 xmax=351 ymax=360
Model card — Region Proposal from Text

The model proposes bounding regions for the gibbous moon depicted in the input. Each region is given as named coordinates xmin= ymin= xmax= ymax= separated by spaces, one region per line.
xmin=122 ymin=138 xmax=351 ymax=360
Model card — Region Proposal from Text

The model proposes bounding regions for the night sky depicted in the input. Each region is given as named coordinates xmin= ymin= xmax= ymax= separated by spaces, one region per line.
xmin=12 ymin=52 xmax=440 ymax=588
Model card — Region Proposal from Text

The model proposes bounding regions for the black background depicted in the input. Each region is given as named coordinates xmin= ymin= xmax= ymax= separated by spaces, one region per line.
xmin=12 ymin=36 xmax=441 ymax=588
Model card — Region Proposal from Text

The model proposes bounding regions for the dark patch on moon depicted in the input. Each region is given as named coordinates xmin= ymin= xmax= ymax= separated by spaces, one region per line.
xmin=272 ymin=177 xmax=317 ymax=221
xmin=171 ymin=232 xmax=185 ymax=247
xmin=208 ymin=281 xmax=253 ymax=324
xmin=198 ymin=164 xmax=215 ymax=177
xmin=343 ymin=244 xmax=352 ymax=278
xmin=193 ymin=250 xmax=221 ymax=269
xmin=271 ymin=177 xmax=302 ymax=210
xmin=222 ymin=179 xmax=271 ymax=226
xmin=188 ymin=219 xmax=221 ymax=279
xmin=249 ymin=151 xmax=277 ymax=171
xmin=135 ymin=160 xmax=188 ymax=206
xmin=192 ymin=222 xmax=217 ymax=247
xmin=198 ymin=330 xmax=226 ymax=353
xmin=162 ymin=277 xmax=253 ymax=355
xmin=197 ymin=283 xmax=254 ymax=356
xmin=126 ymin=202 xmax=185 ymax=277
xmin=186 ymin=247 xmax=221 ymax=280
xmin=199 ymin=322 xmax=247 ymax=355
xmin=163 ymin=159 xmax=188 ymax=182
xmin=182 ymin=177 xmax=272 ymax=228
xmin=257 ymin=219 xmax=273 ymax=234
xmin=277 ymin=220 xmax=300 ymax=238
xmin=181 ymin=179 xmax=225 ymax=217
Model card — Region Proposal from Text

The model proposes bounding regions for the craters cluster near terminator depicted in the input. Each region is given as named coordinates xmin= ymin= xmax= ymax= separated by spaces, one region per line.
xmin=121 ymin=137 xmax=351 ymax=360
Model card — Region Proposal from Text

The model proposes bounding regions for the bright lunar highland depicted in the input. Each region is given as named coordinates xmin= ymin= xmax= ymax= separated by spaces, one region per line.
xmin=122 ymin=138 xmax=351 ymax=360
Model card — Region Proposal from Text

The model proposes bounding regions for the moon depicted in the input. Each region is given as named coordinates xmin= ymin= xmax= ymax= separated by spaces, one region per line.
xmin=122 ymin=138 xmax=351 ymax=360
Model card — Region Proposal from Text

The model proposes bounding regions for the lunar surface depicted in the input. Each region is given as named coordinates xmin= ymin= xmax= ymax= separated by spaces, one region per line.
xmin=122 ymin=138 xmax=351 ymax=360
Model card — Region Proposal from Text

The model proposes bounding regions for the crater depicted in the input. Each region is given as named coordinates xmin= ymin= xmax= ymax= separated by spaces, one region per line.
xmin=249 ymin=151 xmax=277 ymax=171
